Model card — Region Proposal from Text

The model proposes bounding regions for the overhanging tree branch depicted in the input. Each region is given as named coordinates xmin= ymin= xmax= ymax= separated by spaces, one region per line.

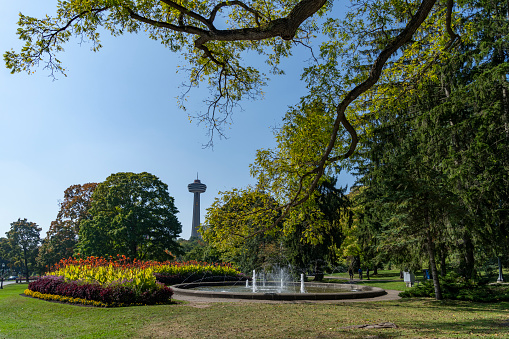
xmin=268 ymin=0 xmax=440 ymax=232
xmin=209 ymin=1 xmax=265 ymax=26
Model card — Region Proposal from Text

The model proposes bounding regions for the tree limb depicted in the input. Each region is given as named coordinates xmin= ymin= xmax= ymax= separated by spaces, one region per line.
xmin=270 ymin=0 xmax=439 ymax=230
xmin=209 ymin=1 xmax=265 ymax=26
xmin=127 ymin=8 xmax=208 ymax=36
xmin=445 ymin=0 xmax=460 ymax=42
xmin=160 ymin=0 xmax=216 ymax=31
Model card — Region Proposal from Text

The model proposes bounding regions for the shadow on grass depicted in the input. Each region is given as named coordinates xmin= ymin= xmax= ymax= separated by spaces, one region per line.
xmin=355 ymin=280 xmax=404 ymax=285
xmin=336 ymin=316 xmax=507 ymax=339
xmin=371 ymin=272 xmax=402 ymax=278
xmin=324 ymin=278 xmax=407 ymax=290
xmin=404 ymin=316 xmax=509 ymax=335
xmin=388 ymin=297 xmax=509 ymax=313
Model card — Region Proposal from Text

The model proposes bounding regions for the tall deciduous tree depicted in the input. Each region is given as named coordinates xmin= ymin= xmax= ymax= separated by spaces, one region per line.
xmin=76 ymin=172 xmax=182 ymax=260
xmin=6 ymin=218 xmax=41 ymax=282
xmin=202 ymin=187 xmax=282 ymax=271
xmin=283 ymin=176 xmax=350 ymax=278
xmin=37 ymin=183 xmax=97 ymax=270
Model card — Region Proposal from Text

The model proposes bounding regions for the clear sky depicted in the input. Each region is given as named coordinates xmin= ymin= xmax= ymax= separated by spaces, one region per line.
xmin=0 ymin=1 xmax=354 ymax=240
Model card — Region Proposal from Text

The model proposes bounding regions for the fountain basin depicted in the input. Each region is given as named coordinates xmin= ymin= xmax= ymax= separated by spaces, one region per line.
xmin=171 ymin=281 xmax=386 ymax=300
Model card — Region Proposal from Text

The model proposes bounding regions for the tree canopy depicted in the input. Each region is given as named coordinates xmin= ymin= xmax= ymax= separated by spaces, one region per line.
xmin=6 ymin=218 xmax=42 ymax=282
xmin=76 ymin=172 xmax=182 ymax=260
xmin=37 ymin=183 xmax=97 ymax=269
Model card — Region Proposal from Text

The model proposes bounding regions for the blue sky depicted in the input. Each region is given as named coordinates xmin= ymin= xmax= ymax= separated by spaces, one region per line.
xmin=0 ymin=1 xmax=354 ymax=240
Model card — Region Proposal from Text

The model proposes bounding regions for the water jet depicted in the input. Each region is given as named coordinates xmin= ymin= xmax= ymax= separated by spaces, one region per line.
xmin=172 ymin=268 xmax=386 ymax=301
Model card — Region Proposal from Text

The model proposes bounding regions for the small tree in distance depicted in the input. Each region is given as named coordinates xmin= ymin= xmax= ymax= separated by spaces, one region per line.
xmin=7 ymin=218 xmax=41 ymax=282
xmin=37 ymin=183 xmax=97 ymax=270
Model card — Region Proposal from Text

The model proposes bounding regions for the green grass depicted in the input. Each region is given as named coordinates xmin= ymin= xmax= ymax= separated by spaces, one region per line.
xmin=329 ymin=268 xmax=509 ymax=283
xmin=2 ymin=283 xmax=509 ymax=338
xmin=325 ymin=269 xmax=411 ymax=291
xmin=328 ymin=269 xmax=404 ymax=281
xmin=324 ymin=277 xmax=410 ymax=291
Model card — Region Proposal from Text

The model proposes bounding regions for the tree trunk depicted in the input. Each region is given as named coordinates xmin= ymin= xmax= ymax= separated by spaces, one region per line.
xmin=352 ymin=256 xmax=361 ymax=271
xmin=497 ymin=257 xmax=505 ymax=282
xmin=426 ymin=229 xmax=442 ymax=300
xmin=424 ymin=204 xmax=442 ymax=300
xmin=463 ymin=232 xmax=475 ymax=280
xmin=440 ymin=250 xmax=447 ymax=277
xmin=23 ymin=247 xmax=29 ymax=283
xmin=373 ymin=265 xmax=378 ymax=275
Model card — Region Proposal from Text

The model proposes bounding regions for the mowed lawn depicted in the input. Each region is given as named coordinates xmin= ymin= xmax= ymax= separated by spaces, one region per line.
xmin=1 ymin=283 xmax=508 ymax=338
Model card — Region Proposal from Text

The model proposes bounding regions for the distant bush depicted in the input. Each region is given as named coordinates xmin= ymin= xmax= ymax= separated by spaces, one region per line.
xmin=155 ymin=272 xmax=246 ymax=285
xmin=154 ymin=260 xmax=244 ymax=277
xmin=399 ymin=273 xmax=509 ymax=302
xmin=153 ymin=260 xmax=246 ymax=284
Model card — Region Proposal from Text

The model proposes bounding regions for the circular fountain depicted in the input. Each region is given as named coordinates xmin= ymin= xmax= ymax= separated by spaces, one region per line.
xmin=171 ymin=269 xmax=386 ymax=301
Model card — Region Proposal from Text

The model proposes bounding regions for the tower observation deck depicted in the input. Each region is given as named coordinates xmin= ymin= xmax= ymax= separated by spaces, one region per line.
xmin=188 ymin=178 xmax=206 ymax=239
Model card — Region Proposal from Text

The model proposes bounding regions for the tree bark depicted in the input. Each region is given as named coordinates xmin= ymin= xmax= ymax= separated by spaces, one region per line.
xmin=426 ymin=230 xmax=442 ymax=300
xmin=462 ymin=232 xmax=475 ymax=280
xmin=440 ymin=249 xmax=447 ymax=277
xmin=425 ymin=207 xmax=442 ymax=300
xmin=23 ymin=247 xmax=29 ymax=283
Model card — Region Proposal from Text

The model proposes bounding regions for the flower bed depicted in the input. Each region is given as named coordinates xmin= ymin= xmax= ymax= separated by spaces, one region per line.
xmin=27 ymin=275 xmax=171 ymax=307
xmin=26 ymin=256 xmax=244 ymax=307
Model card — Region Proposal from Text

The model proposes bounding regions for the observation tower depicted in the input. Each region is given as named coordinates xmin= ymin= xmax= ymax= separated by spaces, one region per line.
xmin=188 ymin=176 xmax=207 ymax=239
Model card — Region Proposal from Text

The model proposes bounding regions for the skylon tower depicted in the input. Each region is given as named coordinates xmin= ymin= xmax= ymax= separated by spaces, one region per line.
xmin=188 ymin=176 xmax=206 ymax=239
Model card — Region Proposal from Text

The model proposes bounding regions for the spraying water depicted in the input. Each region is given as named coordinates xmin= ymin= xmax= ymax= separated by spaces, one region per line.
xmin=300 ymin=273 xmax=306 ymax=293
xmin=252 ymin=270 xmax=257 ymax=292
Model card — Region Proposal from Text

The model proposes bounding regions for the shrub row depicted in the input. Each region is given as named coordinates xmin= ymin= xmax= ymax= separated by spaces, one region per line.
xmin=154 ymin=261 xmax=243 ymax=278
xmin=399 ymin=273 xmax=509 ymax=302
xmin=28 ymin=276 xmax=173 ymax=306
xmin=155 ymin=272 xmax=247 ymax=285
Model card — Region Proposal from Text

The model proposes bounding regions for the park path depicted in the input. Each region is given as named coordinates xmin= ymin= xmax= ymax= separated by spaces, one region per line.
xmin=0 ymin=280 xmax=16 ymax=287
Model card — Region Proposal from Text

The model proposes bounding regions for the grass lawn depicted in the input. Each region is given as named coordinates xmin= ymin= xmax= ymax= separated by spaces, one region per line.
xmin=328 ymin=269 xmax=404 ymax=281
xmin=324 ymin=277 xmax=411 ymax=292
xmin=2 ymin=283 xmax=509 ymax=338
xmin=326 ymin=269 xmax=412 ymax=291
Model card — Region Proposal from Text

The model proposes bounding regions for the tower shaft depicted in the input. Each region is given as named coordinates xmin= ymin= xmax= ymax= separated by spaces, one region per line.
xmin=191 ymin=192 xmax=201 ymax=238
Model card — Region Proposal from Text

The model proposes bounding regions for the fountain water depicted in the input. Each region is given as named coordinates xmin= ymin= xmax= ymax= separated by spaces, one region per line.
xmin=252 ymin=270 xmax=257 ymax=292
xmin=171 ymin=265 xmax=386 ymax=300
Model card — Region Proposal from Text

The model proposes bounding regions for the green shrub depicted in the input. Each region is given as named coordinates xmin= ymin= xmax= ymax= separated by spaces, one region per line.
xmin=399 ymin=272 xmax=509 ymax=302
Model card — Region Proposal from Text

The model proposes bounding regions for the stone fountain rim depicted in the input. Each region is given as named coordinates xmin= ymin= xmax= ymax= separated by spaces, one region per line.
xmin=171 ymin=281 xmax=387 ymax=301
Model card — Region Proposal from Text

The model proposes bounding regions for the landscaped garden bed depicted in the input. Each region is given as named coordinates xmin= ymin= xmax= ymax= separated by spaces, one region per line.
xmin=25 ymin=255 xmax=245 ymax=307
